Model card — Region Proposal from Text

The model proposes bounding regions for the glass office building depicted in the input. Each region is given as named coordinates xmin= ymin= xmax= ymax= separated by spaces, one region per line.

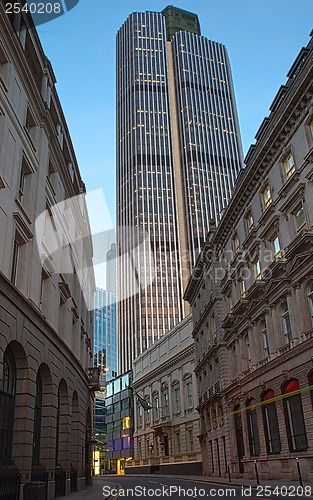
xmin=117 ymin=6 xmax=243 ymax=373
xmin=94 ymin=287 xmax=117 ymax=382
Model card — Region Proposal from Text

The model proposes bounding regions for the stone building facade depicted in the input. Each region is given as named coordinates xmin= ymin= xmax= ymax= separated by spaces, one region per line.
xmin=126 ymin=315 xmax=202 ymax=475
xmin=184 ymin=32 xmax=313 ymax=481
xmin=0 ymin=4 xmax=96 ymax=497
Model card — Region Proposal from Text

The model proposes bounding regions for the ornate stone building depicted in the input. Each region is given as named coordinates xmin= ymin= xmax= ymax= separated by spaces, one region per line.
xmin=0 ymin=4 xmax=97 ymax=498
xmin=126 ymin=315 xmax=202 ymax=475
xmin=184 ymin=32 xmax=313 ymax=481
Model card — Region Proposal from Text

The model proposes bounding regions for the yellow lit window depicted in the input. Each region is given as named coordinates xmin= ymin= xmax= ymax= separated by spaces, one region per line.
xmin=253 ymin=258 xmax=261 ymax=280
xmin=271 ymin=234 xmax=281 ymax=258
xmin=238 ymin=278 xmax=246 ymax=298
xmin=293 ymin=204 xmax=307 ymax=233
xmin=262 ymin=184 xmax=272 ymax=209
xmin=283 ymin=153 xmax=295 ymax=179
xmin=122 ymin=417 xmax=130 ymax=429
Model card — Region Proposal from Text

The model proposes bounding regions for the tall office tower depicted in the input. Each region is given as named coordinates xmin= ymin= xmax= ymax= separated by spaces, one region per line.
xmin=94 ymin=287 xmax=117 ymax=383
xmin=117 ymin=6 xmax=243 ymax=373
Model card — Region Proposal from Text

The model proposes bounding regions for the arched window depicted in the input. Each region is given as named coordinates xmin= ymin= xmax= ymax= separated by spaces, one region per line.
xmin=262 ymin=390 xmax=281 ymax=454
xmin=281 ymin=301 xmax=292 ymax=344
xmin=282 ymin=380 xmax=307 ymax=452
xmin=0 ymin=348 xmax=16 ymax=459
xmin=246 ymin=399 xmax=260 ymax=456
xmin=32 ymin=372 xmax=43 ymax=463
xmin=308 ymin=282 xmax=313 ymax=325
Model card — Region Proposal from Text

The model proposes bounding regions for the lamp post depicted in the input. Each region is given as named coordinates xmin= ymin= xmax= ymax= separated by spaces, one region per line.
xmin=148 ymin=443 xmax=154 ymax=455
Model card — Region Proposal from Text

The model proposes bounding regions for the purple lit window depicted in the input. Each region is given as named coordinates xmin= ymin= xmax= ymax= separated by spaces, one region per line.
xmin=114 ymin=438 xmax=122 ymax=451
xmin=123 ymin=436 xmax=133 ymax=449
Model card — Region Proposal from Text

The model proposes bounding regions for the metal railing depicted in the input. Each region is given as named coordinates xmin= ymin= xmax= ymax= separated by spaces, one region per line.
xmin=0 ymin=474 xmax=21 ymax=500
xmin=54 ymin=470 xmax=66 ymax=498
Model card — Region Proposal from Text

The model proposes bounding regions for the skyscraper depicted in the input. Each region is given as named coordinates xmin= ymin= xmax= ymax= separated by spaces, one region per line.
xmin=117 ymin=6 xmax=243 ymax=373
xmin=94 ymin=287 xmax=117 ymax=382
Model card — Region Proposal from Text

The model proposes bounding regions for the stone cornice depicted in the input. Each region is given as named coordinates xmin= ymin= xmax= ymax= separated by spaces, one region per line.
xmin=132 ymin=345 xmax=195 ymax=389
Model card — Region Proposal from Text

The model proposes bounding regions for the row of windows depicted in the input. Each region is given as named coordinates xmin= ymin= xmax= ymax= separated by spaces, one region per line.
xmin=235 ymin=377 xmax=311 ymax=456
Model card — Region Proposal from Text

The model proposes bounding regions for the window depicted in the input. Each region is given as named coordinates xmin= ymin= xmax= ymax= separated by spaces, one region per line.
xmin=293 ymin=204 xmax=307 ymax=233
xmin=188 ymin=429 xmax=194 ymax=452
xmin=176 ymin=432 xmax=181 ymax=454
xmin=253 ymin=258 xmax=261 ymax=280
xmin=282 ymin=380 xmax=307 ymax=452
xmin=283 ymin=153 xmax=295 ymax=179
xmin=262 ymin=390 xmax=281 ymax=454
xmin=246 ymin=399 xmax=260 ymax=456
xmin=232 ymin=233 xmax=240 ymax=253
xmin=308 ymin=281 xmax=313 ymax=325
xmin=11 ymin=236 xmax=20 ymax=285
xmin=0 ymin=348 xmax=16 ymax=460
xmin=262 ymin=184 xmax=272 ymax=209
xmin=261 ymin=319 xmax=269 ymax=357
xmin=163 ymin=392 xmax=169 ymax=416
xmin=174 ymin=388 xmax=180 ymax=413
xmin=271 ymin=234 xmax=281 ymax=258
xmin=281 ymin=301 xmax=292 ymax=343
xmin=245 ymin=212 xmax=254 ymax=233
xmin=122 ymin=417 xmax=130 ymax=429
xmin=238 ymin=278 xmax=246 ymax=299
xmin=226 ymin=292 xmax=233 ymax=312
xmin=154 ymin=397 xmax=159 ymax=420
xmin=186 ymin=382 xmax=193 ymax=408
xmin=210 ymin=313 xmax=216 ymax=340
xmin=17 ymin=167 xmax=25 ymax=203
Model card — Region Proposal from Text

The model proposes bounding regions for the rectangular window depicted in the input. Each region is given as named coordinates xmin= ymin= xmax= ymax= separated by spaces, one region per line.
xmin=188 ymin=429 xmax=194 ymax=452
xmin=253 ymin=258 xmax=261 ymax=280
xmin=262 ymin=184 xmax=272 ymax=209
xmin=176 ymin=432 xmax=181 ymax=454
xmin=174 ymin=389 xmax=180 ymax=413
xmin=17 ymin=167 xmax=25 ymax=203
xmin=154 ymin=397 xmax=159 ymax=420
xmin=271 ymin=234 xmax=281 ymax=258
xmin=187 ymin=383 xmax=193 ymax=408
xmin=11 ymin=239 xmax=19 ymax=285
xmin=293 ymin=205 xmax=307 ymax=233
xmin=246 ymin=212 xmax=254 ymax=233
xmin=262 ymin=320 xmax=270 ymax=357
xmin=238 ymin=278 xmax=246 ymax=299
xmin=283 ymin=153 xmax=295 ymax=179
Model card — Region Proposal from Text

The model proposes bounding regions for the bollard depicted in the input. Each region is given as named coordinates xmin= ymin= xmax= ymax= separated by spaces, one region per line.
xmin=254 ymin=460 xmax=260 ymax=485
xmin=296 ymin=458 xmax=303 ymax=487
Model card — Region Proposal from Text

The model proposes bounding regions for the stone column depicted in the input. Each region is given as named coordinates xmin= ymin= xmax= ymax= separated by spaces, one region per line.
xmin=286 ymin=293 xmax=299 ymax=340
xmin=293 ymin=283 xmax=309 ymax=334
xmin=46 ymin=84 xmax=52 ymax=109
xmin=265 ymin=309 xmax=275 ymax=355
xmin=19 ymin=23 xmax=27 ymax=49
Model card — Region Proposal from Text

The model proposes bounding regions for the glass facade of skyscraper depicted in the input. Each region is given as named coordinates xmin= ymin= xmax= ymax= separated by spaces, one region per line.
xmin=94 ymin=287 xmax=117 ymax=382
xmin=117 ymin=7 xmax=243 ymax=373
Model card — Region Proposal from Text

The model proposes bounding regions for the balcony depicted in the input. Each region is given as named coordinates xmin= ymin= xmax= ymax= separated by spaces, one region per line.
xmin=86 ymin=367 xmax=100 ymax=391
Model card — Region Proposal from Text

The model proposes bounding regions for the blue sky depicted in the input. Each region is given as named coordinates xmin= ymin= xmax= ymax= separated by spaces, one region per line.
xmin=37 ymin=0 xmax=313 ymax=225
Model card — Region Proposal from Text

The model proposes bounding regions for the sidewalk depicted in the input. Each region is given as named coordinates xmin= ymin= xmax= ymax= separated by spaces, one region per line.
xmin=66 ymin=477 xmax=120 ymax=500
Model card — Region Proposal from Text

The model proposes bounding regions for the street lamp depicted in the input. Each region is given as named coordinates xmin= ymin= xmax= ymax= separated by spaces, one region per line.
xmin=148 ymin=443 xmax=154 ymax=454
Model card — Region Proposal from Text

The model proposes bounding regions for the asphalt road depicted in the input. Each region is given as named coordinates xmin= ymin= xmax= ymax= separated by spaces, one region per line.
xmin=106 ymin=475 xmax=307 ymax=499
